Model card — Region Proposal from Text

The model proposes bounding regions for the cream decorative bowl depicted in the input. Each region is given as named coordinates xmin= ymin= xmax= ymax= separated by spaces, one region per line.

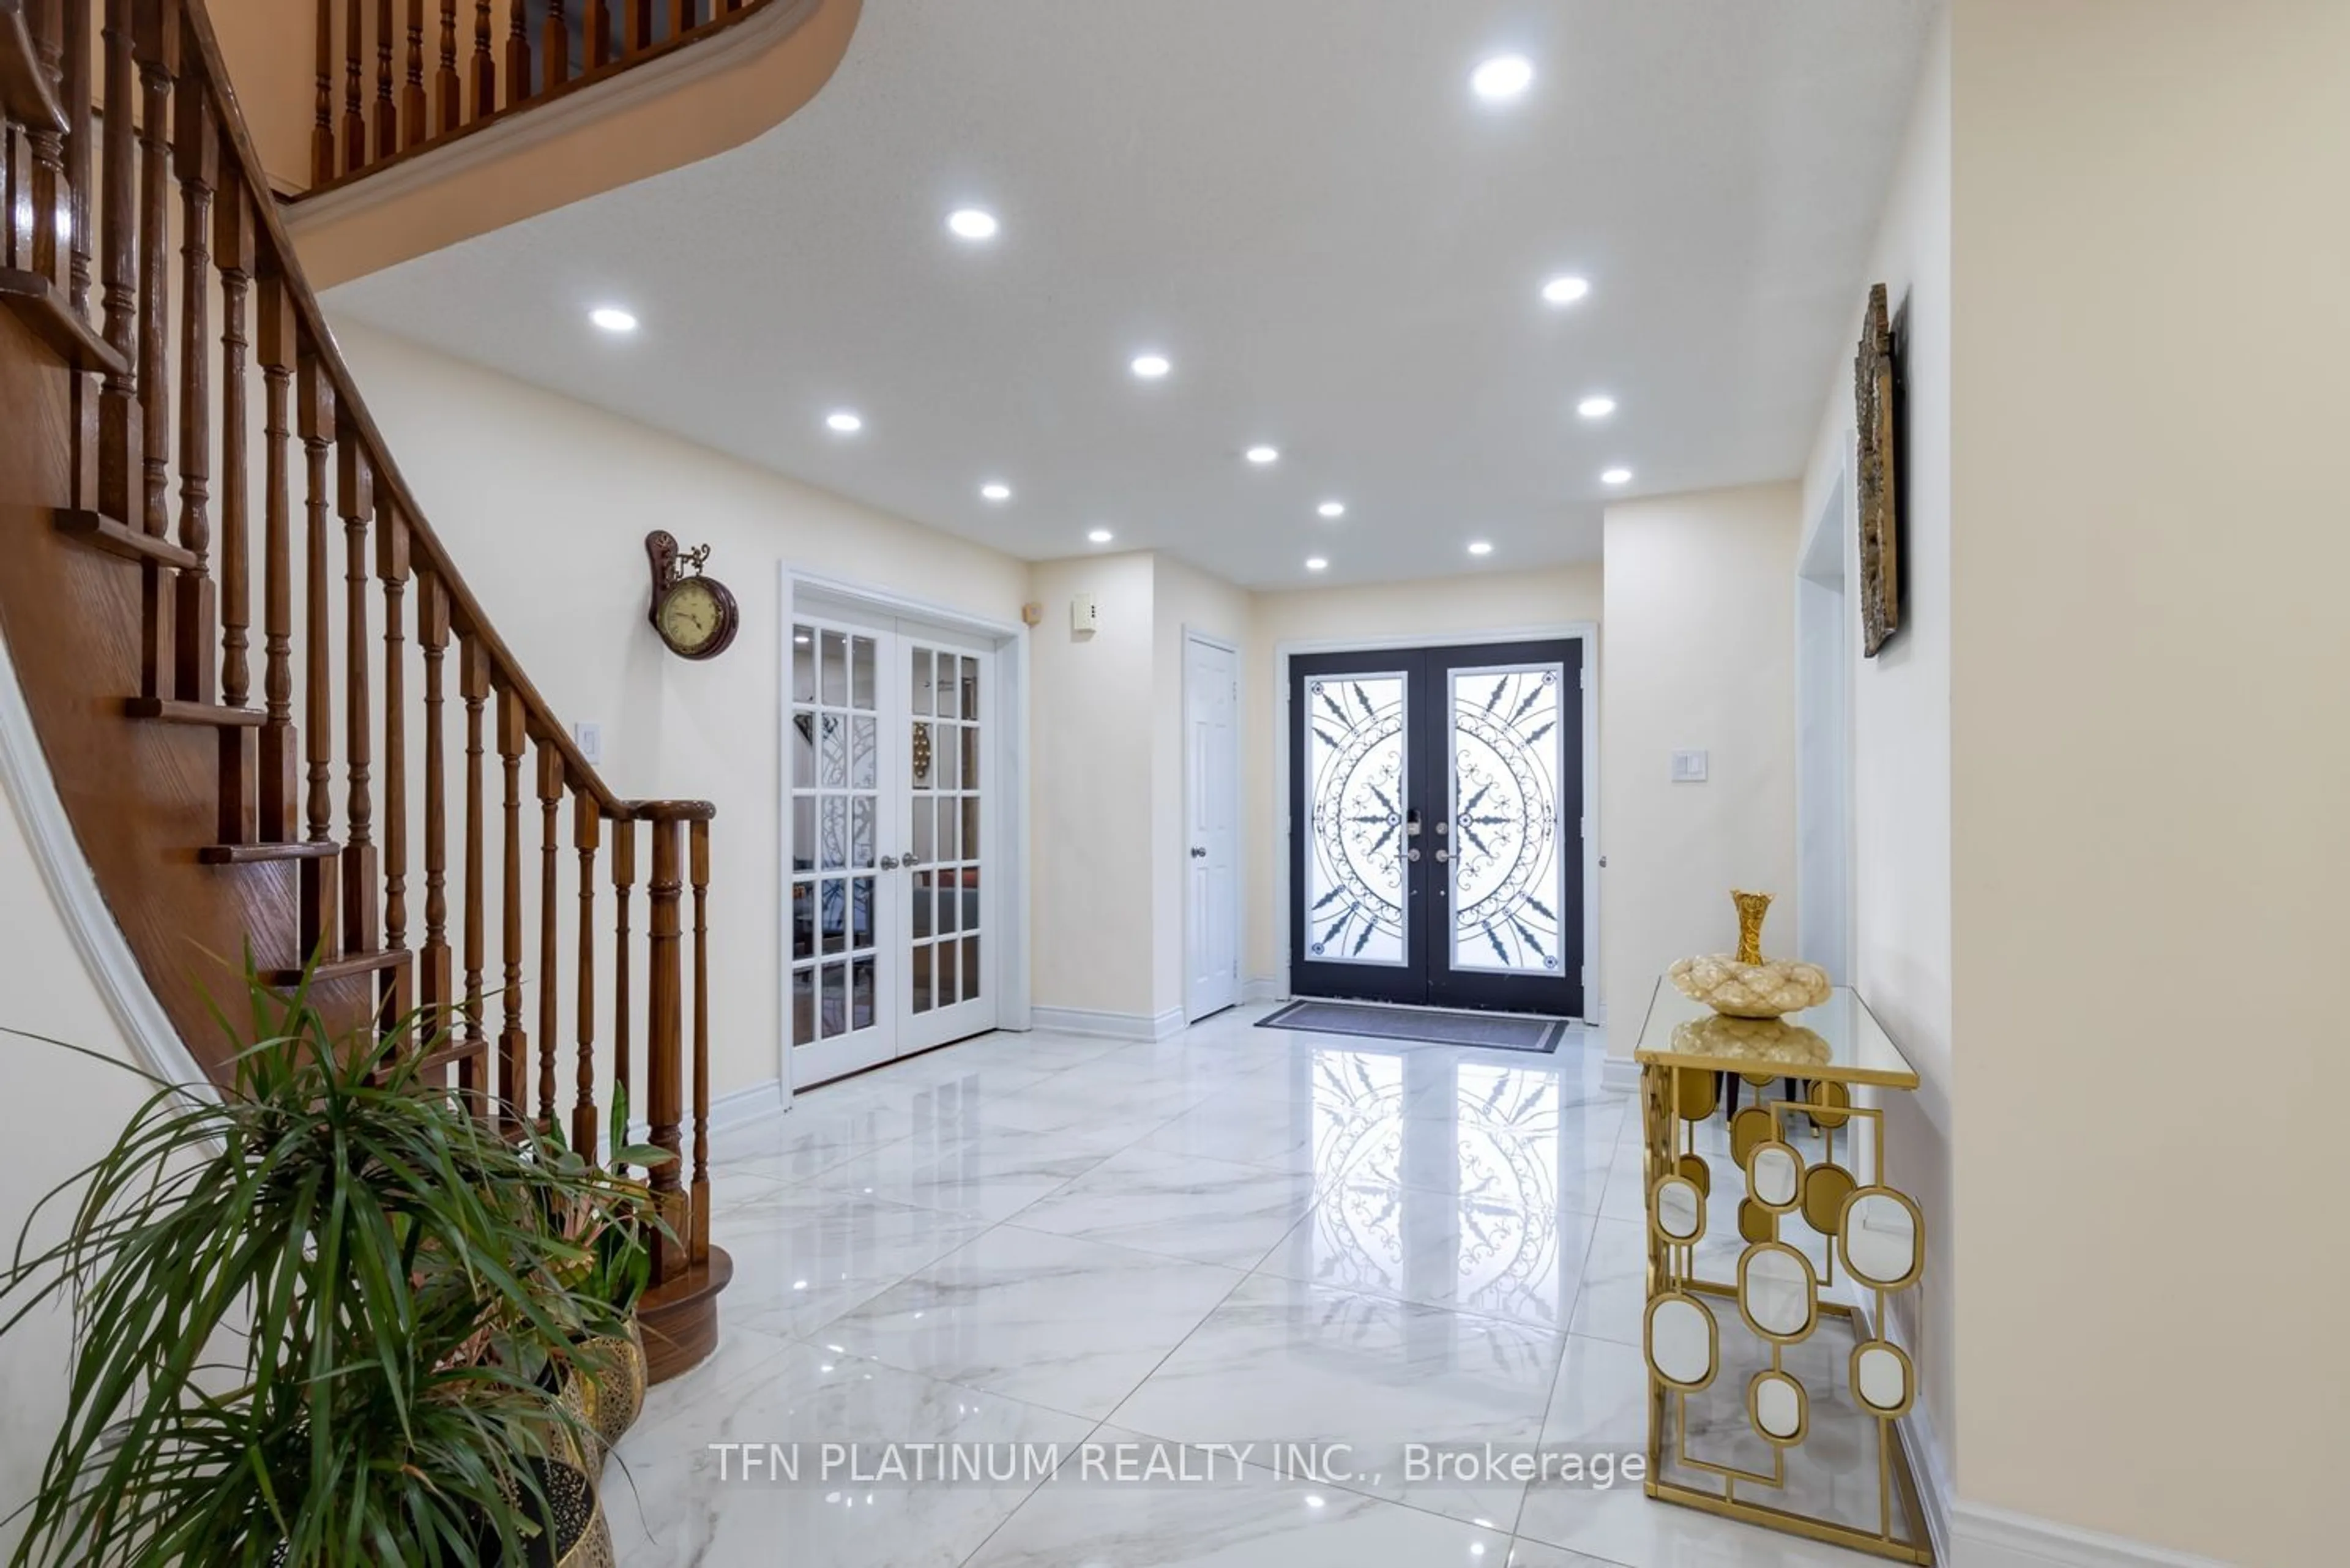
xmin=1669 ymin=954 xmax=1832 ymax=1019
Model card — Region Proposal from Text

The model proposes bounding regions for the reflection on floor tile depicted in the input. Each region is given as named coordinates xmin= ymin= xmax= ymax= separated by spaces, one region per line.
xmin=634 ymin=1010 xmax=1885 ymax=1566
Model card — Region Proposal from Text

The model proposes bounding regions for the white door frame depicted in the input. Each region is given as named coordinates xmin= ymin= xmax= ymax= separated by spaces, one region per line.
xmin=779 ymin=564 xmax=1033 ymax=1105
xmin=1182 ymin=625 xmax=1242 ymax=1022
xmin=1272 ymin=621 xmax=1601 ymax=1023
xmin=1794 ymin=461 xmax=1858 ymax=985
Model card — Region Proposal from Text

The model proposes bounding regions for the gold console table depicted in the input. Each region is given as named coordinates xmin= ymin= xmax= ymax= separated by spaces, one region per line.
xmin=1634 ymin=978 xmax=1933 ymax=1564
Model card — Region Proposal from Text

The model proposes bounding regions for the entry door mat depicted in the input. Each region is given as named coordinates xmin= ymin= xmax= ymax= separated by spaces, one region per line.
xmin=1255 ymin=1001 xmax=1567 ymax=1054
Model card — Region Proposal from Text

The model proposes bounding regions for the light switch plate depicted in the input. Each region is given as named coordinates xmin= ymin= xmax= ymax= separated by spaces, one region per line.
xmin=1070 ymin=593 xmax=1099 ymax=634
xmin=573 ymin=722 xmax=603 ymax=766
xmin=1671 ymin=748 xmax=1708 ymax=783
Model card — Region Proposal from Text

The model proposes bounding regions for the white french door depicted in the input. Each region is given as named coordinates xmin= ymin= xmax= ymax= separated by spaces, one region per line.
xmin=788 ymin=615 xmax=998 ymax=1086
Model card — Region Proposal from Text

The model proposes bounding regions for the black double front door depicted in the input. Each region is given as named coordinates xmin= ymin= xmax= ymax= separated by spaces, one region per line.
xmin=1289 ymin=640 xmax=1584 ymax=1017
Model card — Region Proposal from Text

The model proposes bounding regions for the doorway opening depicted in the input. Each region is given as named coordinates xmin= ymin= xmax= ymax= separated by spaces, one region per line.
xmin=1283 ymin=634 xmax=1591 ymax=1018
xmin=1796 ymin=471 xmax=1855 ymax=984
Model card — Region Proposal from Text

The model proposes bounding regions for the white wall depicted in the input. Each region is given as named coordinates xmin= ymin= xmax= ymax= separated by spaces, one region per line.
xmin=1244 ymin=566 xmax=1604 ymax=990
xmin=1598 ymin=483 xmax=1802 ymax=1050
xmin=330 ymin=319 xmax=1031 ymax=1099
xmin=1795 ymin=1 xmax=1955 ymax=1500
xmin=1944 ymin=2 xmax=2346 ymax=1558
xmin=1023 ymin=552 xmax=1160 ymax=1021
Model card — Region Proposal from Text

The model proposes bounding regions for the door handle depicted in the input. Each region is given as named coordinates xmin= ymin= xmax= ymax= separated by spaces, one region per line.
xmin=878 ymin=854 xmax=901 ymax=870
xmin=1190 ymin=846 xmax=1208 ymax=858
xmin=1434 ymin=847 xmax=1451 ymax=864
xmin=1408 ymin=847 xmax=1421 ymax=862
xmin=901 ymin=854 xmax=925 ymax=871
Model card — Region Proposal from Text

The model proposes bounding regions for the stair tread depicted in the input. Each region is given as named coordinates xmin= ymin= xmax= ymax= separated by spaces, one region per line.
xmin=0 ymin=269 xmax=130 ymax=377
xmin=54 ymin=509 xmax=201 ymax=571
xmin=198 ymin=838 xmax=341 ymax=864
xmin=258 ymin=948 xmax=412 ymax=986
xmin=124 ymin=698 xmax=266 ymax=728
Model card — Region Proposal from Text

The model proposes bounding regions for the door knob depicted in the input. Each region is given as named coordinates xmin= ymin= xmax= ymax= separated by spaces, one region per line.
xmin=1190 ymin=846 xmax=1207 ymax=859
xmin=1434 ymin=847 xmax=1451 ymax=864
xmin=1408 ymin=848 xmax=1422 ymax=862
xmin=878 ymin=854 xmax=901 ymax=870
xmin=901 ymin=854 xmax=925 ymax=870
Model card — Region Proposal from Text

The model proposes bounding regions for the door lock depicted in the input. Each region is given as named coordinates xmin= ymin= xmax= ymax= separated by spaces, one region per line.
xmin=1407 ymin=847 xmax=1422 ymax=862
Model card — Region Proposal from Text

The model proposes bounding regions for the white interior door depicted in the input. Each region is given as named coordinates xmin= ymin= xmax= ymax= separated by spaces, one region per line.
xmin=787 ymin=619 xmax=893 ymax=1085
xmin=787 ymin=618 xmax=1001 ymax=1086
xmin=1184 ymin=633 xmax=1240 ymax=1021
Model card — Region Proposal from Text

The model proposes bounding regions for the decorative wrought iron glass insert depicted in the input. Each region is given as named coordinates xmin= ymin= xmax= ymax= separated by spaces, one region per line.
xmin=1304 ymin=672 xmax=1409 ymax=965
xmin=1448 ymin=663 xmax=1565 ymax=975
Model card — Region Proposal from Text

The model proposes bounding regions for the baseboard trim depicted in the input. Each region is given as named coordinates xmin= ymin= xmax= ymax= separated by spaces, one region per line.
xmin=1952 ymin=1503 xmax=2226 ymax=1568
xmin=1242 ymin=975 xmax=1283 ymax=1004
xmin=1598 ymin=1055 xmax=1641 ymax=1096
xmin=1031 ymin=1005 xmax=1182 ymax=1042
xmin=706 ymin=1077 xmax=787 ymax=1133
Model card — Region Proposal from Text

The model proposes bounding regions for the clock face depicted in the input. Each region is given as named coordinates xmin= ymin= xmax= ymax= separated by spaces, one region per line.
xmin=658 ymin=578 xmax=726 ymax=654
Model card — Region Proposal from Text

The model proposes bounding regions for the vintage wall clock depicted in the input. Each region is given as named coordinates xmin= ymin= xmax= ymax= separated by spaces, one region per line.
xmin=644 ymin=531 xmax=740 ymax=660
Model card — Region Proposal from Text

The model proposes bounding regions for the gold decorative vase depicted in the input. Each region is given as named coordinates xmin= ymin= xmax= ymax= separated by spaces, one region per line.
xmin=1669 ymin=890 xmax=1832 ymax=1019
xmin=562 ymin=1316 xmax=649 ymax=1473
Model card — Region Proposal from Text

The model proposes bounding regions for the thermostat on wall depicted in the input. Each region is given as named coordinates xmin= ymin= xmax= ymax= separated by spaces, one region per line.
xmin=1671 ymin=749 xmax=1709 ymax=783
xmin=1070 ymin=593 xmax=1099 ymax=634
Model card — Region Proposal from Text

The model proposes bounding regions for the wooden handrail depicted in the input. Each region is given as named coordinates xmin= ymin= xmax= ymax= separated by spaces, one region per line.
xmin=2 ymin=0 xmax=726 ymax=1372
xmin=297 ymin=0 xmax=793 ymax=200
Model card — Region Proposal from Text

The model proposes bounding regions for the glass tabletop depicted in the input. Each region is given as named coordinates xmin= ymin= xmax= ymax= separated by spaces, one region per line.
xmin=1633 ymin=977 xmax=1919 ymax=1089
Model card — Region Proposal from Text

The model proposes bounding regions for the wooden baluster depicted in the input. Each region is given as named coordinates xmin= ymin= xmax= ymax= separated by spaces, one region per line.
xmin=379 ymin=506 xmax=411 ymax=993
xmin=132 ymin=0 xmax=178 ymax=704
xmin=497 ymin=681 xmax=527 ymax=1127
xmin=296 ymin=346 xmax=340 ymax=958
xmin=311 ymin=0 xmax=334 ymax=182
xmin=63 ymin=0 xmax=92 ymax=316
xmin=215 ymin=184 xmax=257 ymax=846
xmin=401 ymin=0 xmax=426 ymax=146
xmin=24 ymin=0 xmax=64 ymax=289
xmin=624 ymin=0 xmax=651 ymax=56
xmin=420 ymin=572 xmax=453 ymax=1055
xmin=172 ymin=70 xmax=215 ymax=706
xmin=584 ymin=0 xmax=611 ymax=72
xmin=690 ymin=816 xmax=710 ymax=1264
xmin=468 ymin=0 xmax=491 ymax=119
xmin=535 ymin=737 xmax=561 ymax=1130
xmin=256 ymin=270 xmax=299 ymax=842
xmin=573 ymin=794 xmax=599 ymax=1155
xmin=669 ymin=1 xmax=699 ymax=42
xmin=435 ymin=0 xmax=458 ymax=134
xmin=504 ymin=0 xmax=529 ymax=108
xmin=610 ymin=813 xmax=635 ymax=1168
xmin=341 ymin=0 xmax=364 ymax=173
xmin=461 ymin=635 xmax=490 ymax=1094
xmin=99 ymin=1 xmax=138 ymax=529
xmin=338 ymin=430 xmax=379 ymax=956
xmin=542 ymin=1 xmax=567 ymax=89
xmin=644 ymin=813 xmax=685 ymax=1282
xmin=373 ymin=0 xmax=395 ymax=159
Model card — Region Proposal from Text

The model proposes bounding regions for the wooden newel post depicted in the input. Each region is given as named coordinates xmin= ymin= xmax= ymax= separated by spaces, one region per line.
xmin=645 ymin=813 xmax=686 ymax=1284
xmin=690 ymin=816 xmax=710 ymax=1264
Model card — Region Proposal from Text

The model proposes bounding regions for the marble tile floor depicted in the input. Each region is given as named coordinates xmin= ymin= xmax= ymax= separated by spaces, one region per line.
xmin=604 ymin=1004 xmax=1887 ymax=1567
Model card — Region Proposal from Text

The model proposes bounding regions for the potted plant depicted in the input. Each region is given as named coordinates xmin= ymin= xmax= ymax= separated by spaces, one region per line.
xmin=539 ymin=1086 xmax=670 ymax=1468
xmin=0 ymin=961 xmax=644 ymax=1566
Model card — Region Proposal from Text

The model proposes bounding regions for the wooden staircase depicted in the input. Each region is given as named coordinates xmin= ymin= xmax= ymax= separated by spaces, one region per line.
xmin=1 ymin=0 xmax=728 ymax=1379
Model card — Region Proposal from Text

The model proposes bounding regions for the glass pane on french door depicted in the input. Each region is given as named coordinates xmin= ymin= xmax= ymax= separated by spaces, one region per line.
xmin=901 ymin=640 xmax=992 ymax=1055
xmin=789 ymin=621 xmax=886 ymax=1080
xmin=1447 ymin=663 xmax=1565 ymax=976
xmin=1303 ymin=671 xmax=1409 ymax=966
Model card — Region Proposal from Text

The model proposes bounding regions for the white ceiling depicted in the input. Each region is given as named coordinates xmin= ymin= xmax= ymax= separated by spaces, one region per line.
xmin=324 ymin=0 xmax=1934 ymax=589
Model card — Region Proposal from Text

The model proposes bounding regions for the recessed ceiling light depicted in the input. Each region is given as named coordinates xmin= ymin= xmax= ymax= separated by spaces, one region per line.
xmin=946 ymin=207 xmax=999 ymax=241
xmin=1318 ymin=501 xmax=1346 ymax=518
xmin=1468 ymin=540 xmax=1495 ymax=556
xmin=589 ymin=306 xmax=637 ymax=333
xmin=1542 ymin=275 xmax=1590 ymax=306
xmin=1305 ymin=556 xmax=1329 ymax=572
xmin=1087 ymin=528 xmax=1114 ymax=544
xmin=980 ymin=481 xmax=1012 ymax=502
xmin=1471 ymin=54 xmax=1534 ymax=103
xmin=1130 ymin=353 xmax=1171 ymax=380
xmin=1577 ymin=395 xmax=1617 ymax=419
xmin=1602 ymin=466 xmax=1633 ymax=485
xmin=826 ymin=410 xmax=863 ymax=433
xmin=1245 ymin=445 xmax=1280 ymax=465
